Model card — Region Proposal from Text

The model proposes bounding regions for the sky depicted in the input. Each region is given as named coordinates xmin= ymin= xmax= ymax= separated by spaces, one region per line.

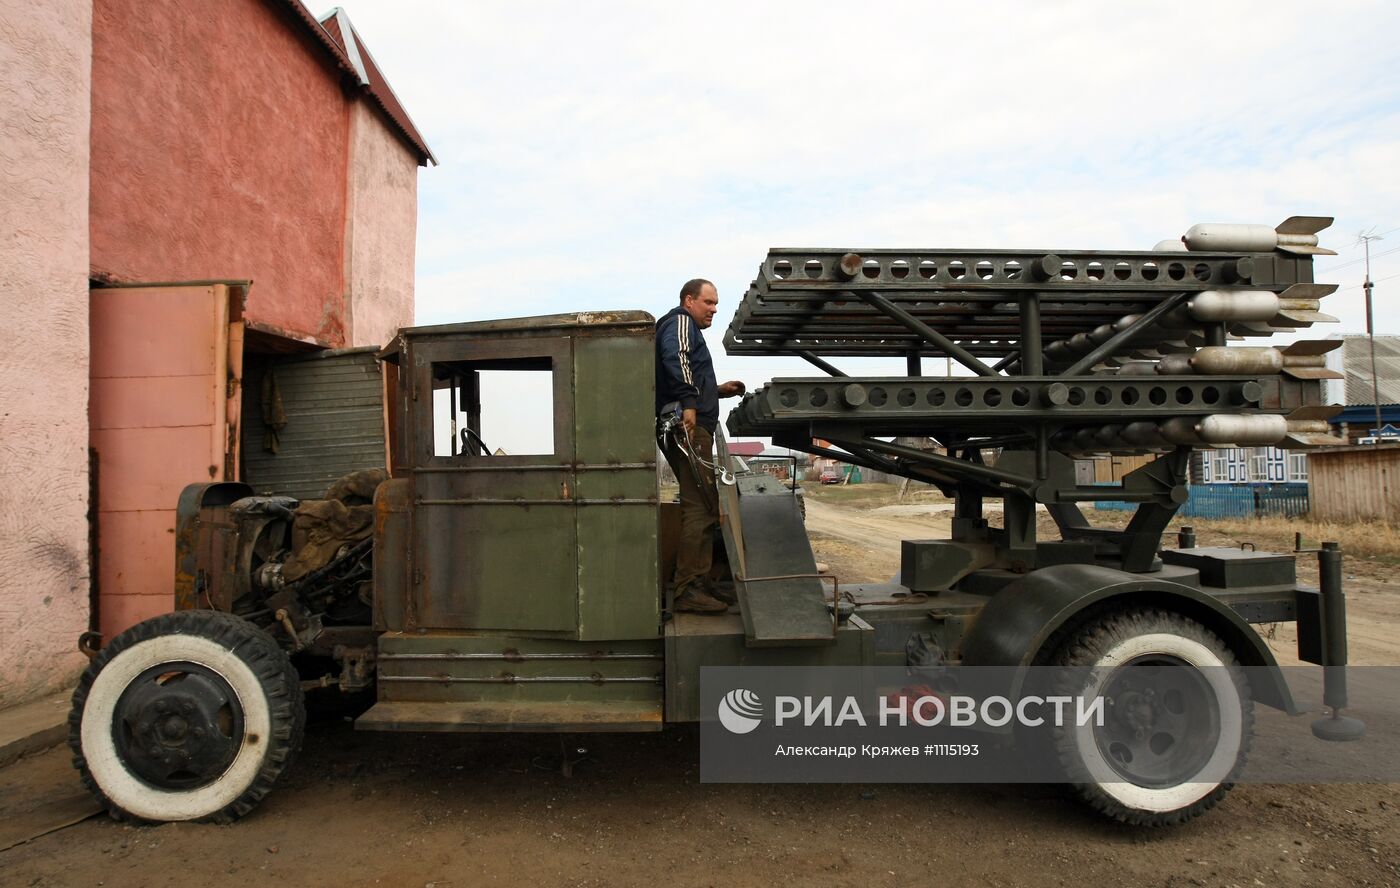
xmin=335 ymin=0 xmax=1400 ymax=453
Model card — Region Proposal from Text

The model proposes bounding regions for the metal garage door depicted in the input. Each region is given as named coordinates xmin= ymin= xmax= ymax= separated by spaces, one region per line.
xmin=241 ymin=346 xmax=386 ymax=500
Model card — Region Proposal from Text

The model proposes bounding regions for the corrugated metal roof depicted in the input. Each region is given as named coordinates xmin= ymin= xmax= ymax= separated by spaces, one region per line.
xmin=1338 ymin=335 xmax=1400 ymax=406
xmin=317 ymin=7 xmax=437 ymax=166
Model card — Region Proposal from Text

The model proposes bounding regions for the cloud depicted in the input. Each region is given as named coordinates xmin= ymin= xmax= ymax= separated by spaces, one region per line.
xmin=341 ymin=0 xmax=1400 ymax=402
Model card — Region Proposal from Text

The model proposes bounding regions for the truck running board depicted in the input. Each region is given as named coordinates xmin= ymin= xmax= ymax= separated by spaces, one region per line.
xmin=355 ymin=700 xmax=663 ymax=733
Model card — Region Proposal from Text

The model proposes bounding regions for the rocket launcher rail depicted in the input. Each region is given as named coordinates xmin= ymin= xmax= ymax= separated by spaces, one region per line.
xmin=723 ymin=217 xmax=1348 ymax=572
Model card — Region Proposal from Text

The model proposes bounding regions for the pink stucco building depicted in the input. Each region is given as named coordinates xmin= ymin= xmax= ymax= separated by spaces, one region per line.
xmin=0 ymin=0 xmax=432 ymax=708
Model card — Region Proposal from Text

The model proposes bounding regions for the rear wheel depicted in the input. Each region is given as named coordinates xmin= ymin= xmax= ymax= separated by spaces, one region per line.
xmin=1048 ymin=608 xmax=1252 ymax=826
xmin=69 ymin=610 xmax=304 ymax=823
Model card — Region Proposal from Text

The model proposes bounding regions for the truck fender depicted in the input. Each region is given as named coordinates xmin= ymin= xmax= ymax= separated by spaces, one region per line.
xmin=174 ymin=482 xmax=255 ymax=611
xmin=957 ymin=563 xmax=1295 ymax=714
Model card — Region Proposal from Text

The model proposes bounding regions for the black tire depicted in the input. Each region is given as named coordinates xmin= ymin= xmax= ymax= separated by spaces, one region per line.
xmin=68 ymin=610 xmax=305 ymax=823
xmin=1047 ymin=608 xmax=1252 ymax=827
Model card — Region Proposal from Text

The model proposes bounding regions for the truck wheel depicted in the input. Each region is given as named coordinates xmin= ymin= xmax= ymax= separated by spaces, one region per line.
xmin=1048 ymin=608 xmax=1252 ymax=827
xmin=69 ymin=610 xmax=305 ymax=823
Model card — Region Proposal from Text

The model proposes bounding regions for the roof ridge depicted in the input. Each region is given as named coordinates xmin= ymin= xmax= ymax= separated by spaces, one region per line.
xmin=325 ymin=9 xmax=437 ymax=166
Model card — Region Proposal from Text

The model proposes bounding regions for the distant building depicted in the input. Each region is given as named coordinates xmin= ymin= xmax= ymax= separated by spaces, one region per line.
xmin=1323 ymin=334 xmax=1400 ymax=442
xmin=1201 ymin=447 xmax=1308 ymax=484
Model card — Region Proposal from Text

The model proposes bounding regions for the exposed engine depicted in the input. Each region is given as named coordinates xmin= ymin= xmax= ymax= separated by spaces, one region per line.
xmin=219 ymin=469 xmax=387 ymax=691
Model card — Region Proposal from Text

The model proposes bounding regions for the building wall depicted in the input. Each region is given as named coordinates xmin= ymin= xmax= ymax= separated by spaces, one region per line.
xmin=0 ymin=0 xmax=94 ymax=706
xmin=89 ymin=0 xmax=352 ymax=346
xmin=345 ymin=101 xmax=417 ymax=347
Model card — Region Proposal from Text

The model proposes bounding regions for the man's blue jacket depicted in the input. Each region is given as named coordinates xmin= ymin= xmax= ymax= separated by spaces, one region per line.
xmin=655 ymin=306 xmax=719 ymax=432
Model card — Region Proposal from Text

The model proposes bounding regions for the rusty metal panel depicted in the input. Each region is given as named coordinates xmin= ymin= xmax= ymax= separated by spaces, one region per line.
xmin=372 ymin=478 xmax=411 ymax=631
xmin=173 ymin=482 xmax=254 ymax=611
xmin=573 ymin=328 xmax=660 ymax=640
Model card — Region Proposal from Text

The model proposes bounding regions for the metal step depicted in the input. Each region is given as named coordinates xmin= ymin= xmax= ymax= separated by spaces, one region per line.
xmin=718 ymin=474 xmax=834 ymax=648
xmin=356 ymin=699 xmax=663 ymax=733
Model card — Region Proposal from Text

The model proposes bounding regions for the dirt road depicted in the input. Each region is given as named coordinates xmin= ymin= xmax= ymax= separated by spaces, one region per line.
xmin=2 ymin=498 xmax=1398 ymax=888
xmin=805 ymin=497 xmax=952 ymax=581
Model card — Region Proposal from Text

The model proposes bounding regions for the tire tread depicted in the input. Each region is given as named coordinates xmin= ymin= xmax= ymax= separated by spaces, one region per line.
xmin=1048 ymin=607 xmax=1254 ymax=828
xmin=68 ymin=610 xmax=305 ymax=824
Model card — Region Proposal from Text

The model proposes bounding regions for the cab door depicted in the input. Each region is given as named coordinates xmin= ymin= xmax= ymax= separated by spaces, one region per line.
xmin=407 ymin=334 xmax=579 ymax=633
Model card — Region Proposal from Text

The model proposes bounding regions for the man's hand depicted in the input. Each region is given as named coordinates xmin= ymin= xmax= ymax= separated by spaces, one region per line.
xmin=718 ymin=380 xmax=746 ymax=398
xmin=682 ymin=408 xmax=697 ymax=433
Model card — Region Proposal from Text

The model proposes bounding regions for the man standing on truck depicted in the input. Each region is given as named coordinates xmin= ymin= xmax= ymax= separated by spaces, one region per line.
xmin=657 ymin=279 xmax=746 ymax=614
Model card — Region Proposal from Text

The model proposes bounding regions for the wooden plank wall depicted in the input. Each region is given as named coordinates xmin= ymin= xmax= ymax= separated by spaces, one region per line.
xmin=1093 ymin=454 xmax=1156 ymax=484
xmin=1308 ymin=445 xmax=1400 ymax=522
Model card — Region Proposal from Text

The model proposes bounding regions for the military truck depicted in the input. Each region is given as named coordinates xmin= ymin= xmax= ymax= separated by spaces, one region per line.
xmin=69 ymin=220 xmax=1362 ymax=828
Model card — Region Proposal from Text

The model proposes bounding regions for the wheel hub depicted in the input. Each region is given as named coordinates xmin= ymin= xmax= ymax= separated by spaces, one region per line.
xmin=112 ymin=662 xmax=245 ymax=789
xmin=1115 ymin=690 xmax=1158 ymax=735
xmin=1096 ymin=656 xmax=1221 ymax=788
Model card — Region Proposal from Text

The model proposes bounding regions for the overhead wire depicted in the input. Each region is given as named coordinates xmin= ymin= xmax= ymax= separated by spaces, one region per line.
xmin=1317 ymin=227 xmax=1400 ymax=273
xmin=1319 ymin=243 xmax=1400 ymax=273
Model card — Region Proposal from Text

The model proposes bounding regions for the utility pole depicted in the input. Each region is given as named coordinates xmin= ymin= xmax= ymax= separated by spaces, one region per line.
xmin=1361 ymin=231 xmax=1384 ymax=438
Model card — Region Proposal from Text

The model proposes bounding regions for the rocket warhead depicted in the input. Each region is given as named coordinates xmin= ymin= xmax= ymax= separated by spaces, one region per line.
xmin=1188 ymin=290 xmax=1280 ymax=323
xmin=1116 ymin=362 xmax=1159 ymax=376
xmin=1121 ymin=421 xmax=1167 ymax=447
xmin=1190 ymin=346 xmax=1282 ymax=375
xmin=1196 ymin=414 xmax=1289 ymax=446
xmin=1160 ymin=417 xmax=1207 ymax=446
xmin=1183 ymin=216 xmax=1336 ymax=256
xmin=1094 ymin=425 xmax=1128 ymax=448
xmin=1072 ymin=428 xmax=1102 ymax=451
xmin=1155 ymin=354 xmax=1194 ymax=375
xmin=1161 ymin=415 xmax=1287 ymax=447
xmin=1089 ymin=325 xmax=1118 ymax=347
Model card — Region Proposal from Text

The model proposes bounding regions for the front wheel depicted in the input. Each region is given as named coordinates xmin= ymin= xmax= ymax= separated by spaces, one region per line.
xmin=69 ymin=610 xmax=305 ymax=823
xmin=1048 ymin=608 xmax=1253 ymax=827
